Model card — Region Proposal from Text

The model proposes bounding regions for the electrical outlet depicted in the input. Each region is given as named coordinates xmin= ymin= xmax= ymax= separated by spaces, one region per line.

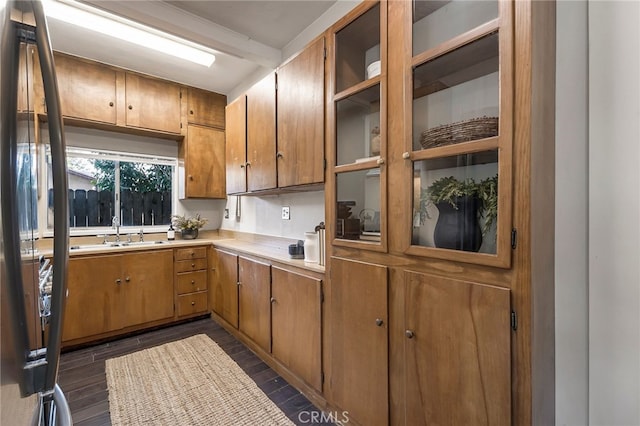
xmin=282 ymin=206 xmax=290 ymax=220
xmin=224 ymin=209 xmax=229 ymax=219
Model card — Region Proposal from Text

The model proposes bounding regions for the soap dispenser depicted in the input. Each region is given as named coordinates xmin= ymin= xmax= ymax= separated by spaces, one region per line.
xmin=167 ymin=224 xmax=175 ymax=241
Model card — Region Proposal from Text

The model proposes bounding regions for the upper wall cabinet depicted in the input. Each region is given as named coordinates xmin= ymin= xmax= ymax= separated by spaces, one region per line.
xmin=179 ymin=124 xmax=226 ymax=199
xmin=246 ymin=72 xmax=277 ymax=192
xmin=402 ymin=0 xmax=513 ymax=268
xmin=125 ymin=73 xmax=181 ymax=134
xmin=187 ymin=87 xmax=226 ymax=128
xmin=327 ymin=1 xmax=387 ymax=251
xmin=276 ymin=36 xmax=326 ymax=188
xmin=54 ymin=53 xmax=117 ymax=124
xmin=225 ymin=95 xmax=247 ymax=195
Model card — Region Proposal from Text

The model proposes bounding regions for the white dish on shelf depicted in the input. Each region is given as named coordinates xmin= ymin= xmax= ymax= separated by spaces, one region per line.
xmin=367 ymin=60 xmax=381 ymax=79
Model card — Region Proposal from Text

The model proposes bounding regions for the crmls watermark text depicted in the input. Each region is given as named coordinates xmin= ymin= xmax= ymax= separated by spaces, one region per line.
xmin=298 ymin=411 xmax=350 ymax=424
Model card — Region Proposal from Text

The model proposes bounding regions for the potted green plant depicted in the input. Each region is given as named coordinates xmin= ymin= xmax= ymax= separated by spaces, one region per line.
xmin=171 ymin=214 xmax=208 ymax=239
xmin=418 ymin=175 xmax=497 ymax=252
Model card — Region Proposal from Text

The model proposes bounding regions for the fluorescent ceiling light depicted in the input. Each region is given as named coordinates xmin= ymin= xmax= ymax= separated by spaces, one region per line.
xmin=43 ymin=0 xmax=216 ymax=67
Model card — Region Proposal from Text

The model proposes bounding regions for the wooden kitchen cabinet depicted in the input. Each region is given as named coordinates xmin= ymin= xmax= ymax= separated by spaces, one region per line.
xmin=54 ymin=52 xmax=117 ymax=124
xmin=175 ymin=246 xmax=209 ymax=318
xmin=179 ymin=124 xmax=226 ymax=199
xmin=271 ymin=266 xmax=322 ymax=391
xmin=187 ymin=87 xmax=226 ymax=128
xmin=63 ymin=250 xmax=174 ymax=343
xmin=238 ymin=256 xmax=271 ymax=352
xmin=326 ymin=0 xmax=387 ymax=249
xmin=403 ymin=271 xmax=511 ymax=425
xmin=124 ymin=72 xmax=182 ymax=134
xmin=209 ymin=248 xmax=239 ymax=328
xmin=276 ymin=36 xmax=325 ymax=188
xmin=326 ymin=257 xmax=388 ymax=426
xmin=63 ymin=254 xmax=124 ymax=342
xmin=225 ymin=95 xmax=247 ymax=194
xmin=18 ymin=43 xmax=35 ymax=112
xmin=246 ymin=72 xmax=277 ymax=191
xmin=122 ymin=250 xmax=174 ymax=327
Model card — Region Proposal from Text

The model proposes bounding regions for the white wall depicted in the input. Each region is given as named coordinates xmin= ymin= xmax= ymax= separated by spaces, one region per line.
xmin=555 ymin=1 xmax=589 ymax=425
xmin=588 ymin=2 xmax=640 ymax=425
xmin=221 ymin=191 xmax=325 ymax=240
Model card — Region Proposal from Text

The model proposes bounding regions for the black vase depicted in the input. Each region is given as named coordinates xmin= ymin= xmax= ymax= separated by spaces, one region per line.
xmin=433 ymin=196 xmax=482 ymax=252
xmin=181 ymin=228 xmax=199 ymax=240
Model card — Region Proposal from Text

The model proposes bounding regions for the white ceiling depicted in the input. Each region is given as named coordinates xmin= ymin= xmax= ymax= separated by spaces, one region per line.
xmin=45 ymin=0 xmax=341 ymax=97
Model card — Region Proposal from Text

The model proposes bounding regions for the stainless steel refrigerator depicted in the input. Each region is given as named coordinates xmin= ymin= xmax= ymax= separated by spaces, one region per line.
xmin=1 ymin=1 xmax=71 ymax=424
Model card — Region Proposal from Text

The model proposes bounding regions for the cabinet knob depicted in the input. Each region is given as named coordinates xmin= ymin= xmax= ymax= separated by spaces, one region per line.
xmin=125 ymin=276 xmax=130 ymax=282
xmin=190 ymin=252 xmax=195 ymax=256
xmin=189 ymin=109 xmax=194 ymax=115
xmin=240 ymin=164 xmax=245 ymax=169
xmin=405 ymin=330 xmax=415 ymax=339
xmin=191 ymin=263 xmax=195 ymax=267
xmin=109 ymin=101 xmax=114 ymax=107
xmin=115 ymin=278 xmax=122 ymax=284
xmin=375 ymin=318 xmax=384 ymax=327
xmin=191 ymin=301 xmax=196 ymax=306
xmin=191 ymin=280 xmax=195 ymax=284
xmin=276 ymin=152 xmax=283 ymax=159
xmin=376 ymin=158 xmax=385 ymax=165
xmin=188 ymin=175 xmax=193 ymax=181
xmin=402 ymin=152 xmax=411 ymax=159
xmin=237 ymin=281 xmax=241 ymax=286
xmin=270 ymin=297 xmax=276 ymax=304
xmin=128 ymin=105 xmax=133 ymax=110
xmin=245 ymin=161 xmax=251 ymax=167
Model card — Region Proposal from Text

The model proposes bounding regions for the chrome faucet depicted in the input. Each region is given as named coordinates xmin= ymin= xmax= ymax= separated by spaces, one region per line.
xmin=112 ymin=216 xmax=121 ymax=242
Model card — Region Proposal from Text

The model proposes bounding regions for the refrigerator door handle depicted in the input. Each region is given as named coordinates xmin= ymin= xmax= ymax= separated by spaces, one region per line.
xmin=31 ymin=0 xmax=70 ymax=398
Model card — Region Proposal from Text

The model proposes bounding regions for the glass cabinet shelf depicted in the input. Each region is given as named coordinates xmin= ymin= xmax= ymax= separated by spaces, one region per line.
xmin=336 ymin=84 xmax=381 ymax=166
xmin=335 ymin=3 xmax=381 ymax=93
xmin=413 ymin=32 xmax=499 ymax=152
xmin=411 ymin=150 xmax=498 ymax=254
xmin=336 ymin=168 xmax=381 ymax=242
xmin=413 ymin=0 xmax=498 ymax=55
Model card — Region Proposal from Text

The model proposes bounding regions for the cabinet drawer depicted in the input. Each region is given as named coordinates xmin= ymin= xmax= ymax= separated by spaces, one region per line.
xmin=175 ymin=247 xmax=207 ymax=261
xmin=175 ymin=258 xmax=208 ymax=273
xmin=176 ymin=270 xmax=208 ymax=294
xmin=177 ymin=292 xmax=208 ymax=317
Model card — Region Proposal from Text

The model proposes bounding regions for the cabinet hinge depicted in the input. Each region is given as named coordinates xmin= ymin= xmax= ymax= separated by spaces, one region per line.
xmin=511 ymin=310 xmax=518 ymax=331
xmin=511 ymin=228 xmax=517 ymax=249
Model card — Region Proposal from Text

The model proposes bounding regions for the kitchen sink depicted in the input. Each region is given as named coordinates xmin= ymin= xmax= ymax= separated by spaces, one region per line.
xmin=69 ymin=241 xmax=169 ymax=250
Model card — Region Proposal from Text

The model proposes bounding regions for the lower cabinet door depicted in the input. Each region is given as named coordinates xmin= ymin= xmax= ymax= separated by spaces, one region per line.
xmin=403 ymin=271 xmax=511 ymax=426
xmin=327 ymin=257 xmax=388 ymax=426
xmin=210 ymin=249 xmax=239 ymax=328
xmin=63 ymin=255 xmax=124 ymax=341
xmin=122 ymin=250 xmax=174 ymax=327
xmin=177 ymin=292 xmax=208 ymax=317
xmin=238 ymin=256 xmax=271 ymax=352
xmin=271 ymin=266 xmax=322 ymax=391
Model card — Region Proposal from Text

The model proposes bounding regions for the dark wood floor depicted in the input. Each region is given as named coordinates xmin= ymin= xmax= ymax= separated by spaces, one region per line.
xmin=57 ymin=317 xmax=333 ymax=425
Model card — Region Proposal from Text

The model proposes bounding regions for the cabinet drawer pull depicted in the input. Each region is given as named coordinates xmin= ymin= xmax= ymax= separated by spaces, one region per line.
xmin=405 ymin=330 xmax=415 ymax=339
xmin=115 ymin=278 xmax=122 ymax=284
xmin=125 ymin=276 xmax=130 ymax=282
xmin=191 ymin=301 xmax=196 ymax=306
xmin=276 ymin=151 xmax=283 ymax=159
xmin=375 ymin=318 xmax=384 ymax=327
xmin=270 ymin=297 xmax=276 ymax=304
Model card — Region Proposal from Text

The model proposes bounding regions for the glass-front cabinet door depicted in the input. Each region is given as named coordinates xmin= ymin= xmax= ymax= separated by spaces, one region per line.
xmin=328 ymin=1 xmax=387 ymax=251
xmin=405 ymin=0 xmax=513 ymax=267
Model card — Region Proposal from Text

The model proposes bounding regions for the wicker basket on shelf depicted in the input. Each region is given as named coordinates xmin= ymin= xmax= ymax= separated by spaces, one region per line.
xmin=420 ymin=116 xmax=499 ymax=149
